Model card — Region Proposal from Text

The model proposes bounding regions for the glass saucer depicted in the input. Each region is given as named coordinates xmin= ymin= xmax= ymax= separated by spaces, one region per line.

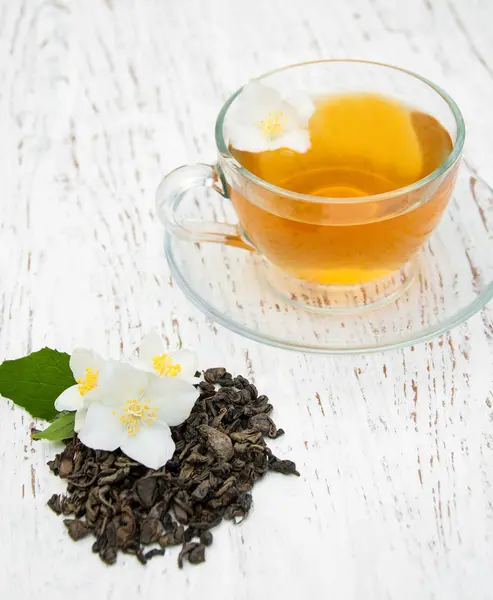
xmin=164 ymin=163 xmax=493 ymax=354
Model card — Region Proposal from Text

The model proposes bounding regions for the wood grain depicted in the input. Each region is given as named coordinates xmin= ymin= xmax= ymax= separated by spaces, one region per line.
xmin=0 ymin=0 xmax=492 ymax=599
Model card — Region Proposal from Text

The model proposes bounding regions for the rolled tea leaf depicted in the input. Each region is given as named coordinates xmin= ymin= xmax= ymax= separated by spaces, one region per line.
xmin=47 ymin=368 xmax=299 ymax=568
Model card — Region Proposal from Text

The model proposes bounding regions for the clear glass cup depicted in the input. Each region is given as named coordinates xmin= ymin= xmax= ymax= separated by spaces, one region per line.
xmin=156 ymin=60 xmax=465 ymax=312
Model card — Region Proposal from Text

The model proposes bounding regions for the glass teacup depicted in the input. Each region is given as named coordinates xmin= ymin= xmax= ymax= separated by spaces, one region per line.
xmin=156 ymin=60 xmax=464 ymax=311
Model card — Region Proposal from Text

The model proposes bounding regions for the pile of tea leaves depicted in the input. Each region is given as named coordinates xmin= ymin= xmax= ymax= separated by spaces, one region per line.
xmin=47 ymin=368 xmax=299 ymax=567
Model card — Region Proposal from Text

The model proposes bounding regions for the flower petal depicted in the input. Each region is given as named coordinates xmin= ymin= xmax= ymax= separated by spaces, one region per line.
xmin=100 ymin=361 xmax=149 ymax=407
xmin=146 ymin=376 xmax=198 ymax=426
xmin=54 ymin=385 xmax=83 ymax=411
xmin=273 ymin=129 xmax=311 ymax=153
xmin=74 ymin=407 xmax=87 ymax=433
xmin=70 ymin=348 xmax=105 ymax=381
xmin=228 ymin=124 xmax=272 ymax=153
xmin=81 ymin=386 xmax=101 ymax=404
xmin=285 ymin=92 xmax=315 ymax=124
xmin=78 ymin=403 xmax=125 ymax=451
xmin=167 ymin=349 xmax=199 ymax=383
xmin=78 ymin=359 xmax=116 ymax=405
xmin=237 ymin=80 xmax=283 ymax=118
xmin=120 ymin=422 xmax=175 ymax=469
xmin=137 ymin=330 xmax=166 ymax=371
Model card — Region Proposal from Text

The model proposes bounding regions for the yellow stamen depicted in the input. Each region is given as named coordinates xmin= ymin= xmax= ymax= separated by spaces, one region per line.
xmin=258 ymin=110 xmax=286 ymax=140
xmin=77 ymin=368 xmax=99 ymax=396
xmin=152 ymin=353 xmax=182 ymax=377
xmin=119 ymin=398 xmax=158 ymax=436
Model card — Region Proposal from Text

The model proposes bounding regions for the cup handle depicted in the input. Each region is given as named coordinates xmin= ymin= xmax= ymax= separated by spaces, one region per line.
xmin=155 ymin=163 xmax=255 ymax=251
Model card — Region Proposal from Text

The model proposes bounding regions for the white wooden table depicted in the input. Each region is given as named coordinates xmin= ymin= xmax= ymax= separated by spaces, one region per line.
xmin=1 ymin=1 xmax=493 ymax=598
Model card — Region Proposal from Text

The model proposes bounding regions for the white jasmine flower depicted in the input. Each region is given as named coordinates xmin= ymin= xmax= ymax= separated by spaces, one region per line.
xmin=135 ymin=330 xmax=199 ymax=383
xmin=54 ymin=349 xmax=110 ymax=433
xmin=77 ymin=362 xmax=197 ymax=469
xmin=226 ymin=80 xmax=315 ymax=153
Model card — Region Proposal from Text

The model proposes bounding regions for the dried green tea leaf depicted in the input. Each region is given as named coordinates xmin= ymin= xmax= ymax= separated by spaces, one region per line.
xmin=47 ymin=368 xmax=299 ymax=568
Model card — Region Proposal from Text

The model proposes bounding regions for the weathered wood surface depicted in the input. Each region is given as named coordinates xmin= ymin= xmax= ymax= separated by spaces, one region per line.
xmin=0 ymin=0 xmax=492 ymax=598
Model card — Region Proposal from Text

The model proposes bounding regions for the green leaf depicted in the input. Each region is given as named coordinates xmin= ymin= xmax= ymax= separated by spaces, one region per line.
xmin=33 ymin=411 xmax=75 ymax=441
xmin=0 ymin=348 xmax=76 ymax=421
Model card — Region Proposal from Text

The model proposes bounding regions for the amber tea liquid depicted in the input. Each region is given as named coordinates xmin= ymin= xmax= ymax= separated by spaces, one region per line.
xmin=230 ymin=93 xmax=455 ymax=285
